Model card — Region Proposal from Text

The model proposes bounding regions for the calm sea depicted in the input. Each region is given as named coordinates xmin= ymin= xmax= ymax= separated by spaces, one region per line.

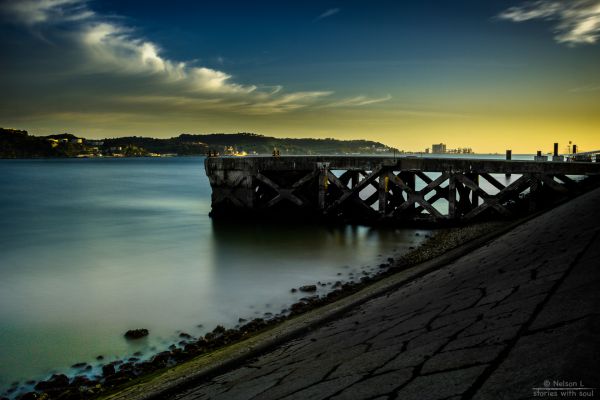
xmin=0 ymin=156 xmax=447 ymax=392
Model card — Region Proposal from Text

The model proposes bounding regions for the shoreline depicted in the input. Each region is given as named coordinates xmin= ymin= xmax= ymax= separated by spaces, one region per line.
xmin=103 ymin=220 xmax=513 ymax=400
xmin=2 ymin=219 xmax=509 ymax=400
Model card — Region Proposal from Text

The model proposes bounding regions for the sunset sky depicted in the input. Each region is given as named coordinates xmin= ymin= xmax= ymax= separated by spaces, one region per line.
xmin=0 ymin=0 xmax=599 ymax=153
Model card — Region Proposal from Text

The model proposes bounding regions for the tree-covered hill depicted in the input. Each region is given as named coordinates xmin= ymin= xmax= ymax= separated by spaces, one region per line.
xmin=1 ymin=128 xmax=397 ymax=158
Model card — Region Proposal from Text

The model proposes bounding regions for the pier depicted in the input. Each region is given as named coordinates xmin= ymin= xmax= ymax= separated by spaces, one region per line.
xmin=205 ymin=156 xmax=600 ymax=224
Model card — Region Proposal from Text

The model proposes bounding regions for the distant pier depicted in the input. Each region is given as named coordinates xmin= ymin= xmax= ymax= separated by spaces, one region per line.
xmin=204 ymin=156 xmax=600 ymax=224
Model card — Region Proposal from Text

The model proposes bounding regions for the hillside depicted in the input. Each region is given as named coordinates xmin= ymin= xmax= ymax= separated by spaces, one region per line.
xmin=0 ymin=129 xmax=398 ymax=158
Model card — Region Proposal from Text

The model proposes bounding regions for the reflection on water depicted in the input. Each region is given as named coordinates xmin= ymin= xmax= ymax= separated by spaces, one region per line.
xmin=0 ymin=157 xmax=431 ymax=391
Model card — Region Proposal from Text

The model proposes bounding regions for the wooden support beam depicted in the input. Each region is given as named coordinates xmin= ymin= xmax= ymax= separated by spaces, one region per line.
xmin=462 ymin=174 xmax=531 ymax=220
xmin=467 ymin=173 xmax=480 ymax=207
xmin=528 ymin=173 xmax=542 ymax=212
xmin=378 ymin=171 xmax=389 ymax=214
xmin=324 ymin=170 xmax=379 ymax=216
xmin=334 ymin=166 xmax=383 ymax=206
xmin=479 ymin=173 xmax=506 ymax=192
xmin=448 ymin=173 xmax=457 ymax=219
xmin=540 ymin=174 xmax=569 ymax=194
xmin=317 ymin=163 xmax=329 ymax=210
xmin=387 ymin=171 xmax=448 ymax=220
xmin=256 ymin=170 xmax=319 ymax=209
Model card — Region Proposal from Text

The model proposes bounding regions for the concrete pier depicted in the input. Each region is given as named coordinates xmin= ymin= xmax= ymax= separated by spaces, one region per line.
xmin=205 ymin=156 xmax=600 ymax=224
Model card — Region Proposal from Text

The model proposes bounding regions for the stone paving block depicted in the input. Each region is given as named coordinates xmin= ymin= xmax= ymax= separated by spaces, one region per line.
xmin=280 ymin=375 xmax=363 ymax=400
xmin=421 ymin=345 xmax=504 ymax=374
xmin=474 ymin=318 xmax=600 ymax=400
xmin=329 ymin=369 xmax=413 ymax=399
xmin=374 ymin=341 xmax=441 ymax=374
xmin=528 ymin=281 xmax=600 ymax=331
xmin=445 ymin=324 xmax=520 ymax=351
xmin=398 ymin=365 xmax=487 ymax=400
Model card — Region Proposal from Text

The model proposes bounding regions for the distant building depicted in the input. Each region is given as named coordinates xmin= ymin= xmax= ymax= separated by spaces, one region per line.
xmin=432 ymin=143 xmax=446 ymax=154
xmin=70 ymin=138 xmax=83 ymax=144
xmin=86 ymin=140 xmax=104 ymax=146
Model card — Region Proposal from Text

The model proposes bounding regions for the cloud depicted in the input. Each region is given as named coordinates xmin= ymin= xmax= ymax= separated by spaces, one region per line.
xmin=497 ymin=0 xmax=600 ymax=45
xmin=314 ymin=8 xmax=340 ymax=22
xmin=78 ymin=22 xmax=256 ymax=95
xmin=569 ymin=85 xmax=600 ymax=92
xmin=0 ymin=0 xmax=94 ymax=25
xmin=322 ymin=94 xmax=392 ymax=108
xmin=0 ymin=0 xmax=385 ymax=117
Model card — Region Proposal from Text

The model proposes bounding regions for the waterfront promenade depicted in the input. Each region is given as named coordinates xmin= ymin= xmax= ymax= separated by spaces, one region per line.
xmin=168 ymin=187 xmax=600 ymax=399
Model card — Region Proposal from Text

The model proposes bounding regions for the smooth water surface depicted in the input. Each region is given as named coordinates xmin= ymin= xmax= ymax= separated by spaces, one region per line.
xmin=0 ymin=157 xmax=435 ymax=391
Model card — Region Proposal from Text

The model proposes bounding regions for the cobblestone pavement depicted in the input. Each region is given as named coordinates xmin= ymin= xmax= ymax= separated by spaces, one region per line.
xmin=171 ymin=189 xmax=600 ymax=400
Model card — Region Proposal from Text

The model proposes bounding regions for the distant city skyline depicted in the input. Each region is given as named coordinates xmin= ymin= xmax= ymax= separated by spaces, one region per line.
xmin=1 ymin=0 xmax=599 ymax=153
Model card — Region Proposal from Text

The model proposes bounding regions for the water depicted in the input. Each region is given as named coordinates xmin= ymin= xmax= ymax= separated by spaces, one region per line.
xmin=0 ymin=156 xmax=437 ymax=393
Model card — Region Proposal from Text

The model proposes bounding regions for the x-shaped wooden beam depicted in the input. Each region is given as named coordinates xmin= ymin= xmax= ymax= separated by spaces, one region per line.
xmin=461 ymin=174 xmax=531 ymax=220
xmin=386 ymin=171 xmax=449 ymax=220
xmin=212 ymin=174 xmax=250 ymax=207
xmin=324 ymin=167 xmax=382 ymax=215
xmin=255 ymin=170 xmax=319 ymax=208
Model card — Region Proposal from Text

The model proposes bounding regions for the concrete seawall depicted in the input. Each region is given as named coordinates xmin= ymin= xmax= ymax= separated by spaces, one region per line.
xmin=166 ymin=187 xmax=600 ymax=399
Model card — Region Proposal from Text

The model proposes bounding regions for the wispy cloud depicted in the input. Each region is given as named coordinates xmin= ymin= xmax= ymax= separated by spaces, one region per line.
xmin=569 ymin=85 xmax=600 ymax=92
xmin=314 ymin=8 xmax=340 ymax=22
xmin=0 ymin=1 xmax=382 ymax=117
xmin=497 ymin=0 xmax=600 ymax=46
xmin=1 ymin=0 xmax=95 ymax=26
xmin=322 ymin=95 xmax=392 ymax=108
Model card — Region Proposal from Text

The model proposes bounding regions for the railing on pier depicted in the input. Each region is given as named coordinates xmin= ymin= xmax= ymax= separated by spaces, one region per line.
xmin=205 ymin=156 xmax=600 ymax=224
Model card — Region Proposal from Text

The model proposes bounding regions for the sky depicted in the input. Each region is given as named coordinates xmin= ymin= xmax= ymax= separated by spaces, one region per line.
xmin=0 ymin=0 xmax=599 ymax=153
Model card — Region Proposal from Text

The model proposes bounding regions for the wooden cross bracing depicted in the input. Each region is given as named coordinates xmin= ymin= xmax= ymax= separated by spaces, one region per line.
xmin=211 ymin=161 xmax=592 ymax=223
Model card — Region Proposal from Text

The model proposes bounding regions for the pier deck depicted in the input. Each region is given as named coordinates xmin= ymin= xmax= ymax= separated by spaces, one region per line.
xmin=205 ymin=156 xmax=600 ymax=224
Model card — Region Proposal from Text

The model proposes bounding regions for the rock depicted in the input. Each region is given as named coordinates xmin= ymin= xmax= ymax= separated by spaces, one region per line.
xmin=18 ymin=393 xmax=40 ymax=400
xmin=183 ymin=343 xmax=200 ymax=354
xmin=179 ymin=332 xmax=192 ymax=339
xmin=96 ymin=355 xmax=104 ymax=361
xmin=133 ymin=351 xmax=142 ymax=356
xmin=102 ymin=364 xmax=115 ymax=377
xmin=299 ymin=285 xmax=317 ymax=293
xmin=239 ymin=318 xmax=266 ymax=333
xmin=379 ymin=263 xmax=388 ymax=268
xmin=34 ymin=374 xmax=69 ymax=391
xmin=238 ymin=317 xmax=247 ymax=323
xmin=149 ymin=351 xmax=171 ymax=368
xmin=290 ymin=288 xmax=297 ymax=293
xmin=212 ymin=325 xmax=226 ymax=335
xmin=71 ymin=362 xmax=87 ymax=369
xmin=124 ymin=328 xmax=149 ymax=339
xmin=70 ymin=375 xmax=94 ymax=388
xmin=333 ymin=281 xmax=342 ymax=288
